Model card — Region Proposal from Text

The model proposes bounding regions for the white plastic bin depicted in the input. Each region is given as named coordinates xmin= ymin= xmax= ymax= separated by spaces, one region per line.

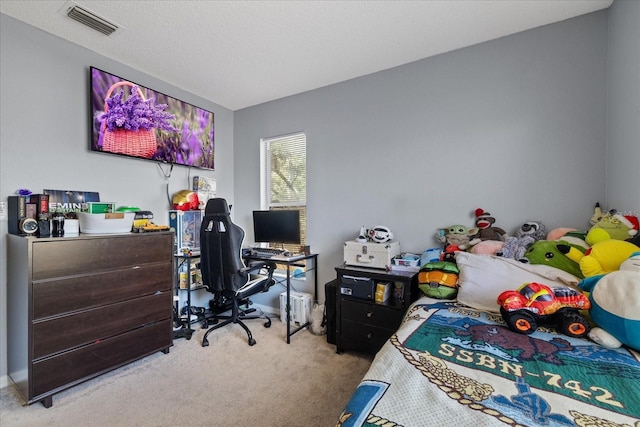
xmin=77 ymin=212 xmax=134 ymax=234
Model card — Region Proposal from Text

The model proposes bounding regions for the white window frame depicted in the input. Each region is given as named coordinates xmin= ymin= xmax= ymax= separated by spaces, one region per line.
xmin=259 ymin=132 xmax=307 ymax=251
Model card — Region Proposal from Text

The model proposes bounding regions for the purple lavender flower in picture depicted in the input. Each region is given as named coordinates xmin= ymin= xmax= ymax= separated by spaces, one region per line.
xmin=178 ymin=121 xmax=204 ymax=166
xmin=98 ymin=85 xmax=177 ymax=133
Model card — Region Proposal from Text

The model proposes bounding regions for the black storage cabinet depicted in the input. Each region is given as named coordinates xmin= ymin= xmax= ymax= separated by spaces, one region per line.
xmin=334 ymin=265 xmax=418 ymax=354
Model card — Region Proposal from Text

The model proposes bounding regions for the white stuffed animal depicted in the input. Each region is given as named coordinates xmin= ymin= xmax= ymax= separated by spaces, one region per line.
xmin=579 ymin=251 xmax=640 ymax=350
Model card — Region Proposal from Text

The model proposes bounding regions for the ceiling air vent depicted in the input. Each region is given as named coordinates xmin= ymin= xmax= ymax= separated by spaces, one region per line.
xmin=60 ymin=2 xmax=120 ymax=36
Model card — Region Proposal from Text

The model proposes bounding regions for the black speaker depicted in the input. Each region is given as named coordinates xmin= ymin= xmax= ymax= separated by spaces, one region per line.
xmin=325 ymin=279 xmax=337 ymax=345
xmin=8 ymin=196 xmax=27 ymax=235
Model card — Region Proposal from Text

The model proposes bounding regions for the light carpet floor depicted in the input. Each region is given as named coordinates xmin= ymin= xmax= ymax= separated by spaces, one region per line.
xmin=0 ymin=320 xmax=372 ymax=427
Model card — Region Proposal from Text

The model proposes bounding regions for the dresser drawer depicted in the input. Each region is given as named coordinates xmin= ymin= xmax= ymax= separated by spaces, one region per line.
xmin=33 ymin=262 xmax=172 ymax=319
xmin=340 ymin=319 xmax=394 ymax=354
xmin=32 ymin=233 xmax=172 ymax=280
xmin=32 ymin=319 xmax=172 ymax=398
xmin=33 ymin=292 xmax=172 ymax=359
xmin=341 ymin=298 xmax=404 ymax=329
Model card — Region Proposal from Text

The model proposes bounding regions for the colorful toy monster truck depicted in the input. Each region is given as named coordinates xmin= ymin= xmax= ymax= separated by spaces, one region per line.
xmin=497 ymin=282 xmax=591 ymax=338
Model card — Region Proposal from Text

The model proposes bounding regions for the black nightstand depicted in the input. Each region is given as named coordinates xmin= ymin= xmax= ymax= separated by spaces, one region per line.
xmin=335 ymin=265 xmax=418 ymax=354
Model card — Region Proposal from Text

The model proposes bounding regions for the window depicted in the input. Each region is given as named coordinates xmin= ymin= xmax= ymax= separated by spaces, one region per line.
xmin=260 ymin=132 xmax=306 ymax=252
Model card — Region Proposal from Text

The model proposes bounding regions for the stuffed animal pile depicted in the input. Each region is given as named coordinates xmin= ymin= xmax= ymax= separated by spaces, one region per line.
xmin=423 ymin=204 xmax=640 ymax=350
xmin=523 ymin=203 xmax=639 ymax=279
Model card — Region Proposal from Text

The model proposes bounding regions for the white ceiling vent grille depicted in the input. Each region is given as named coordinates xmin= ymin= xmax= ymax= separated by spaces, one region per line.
xmin=59 ymin=2 xmax=121 ymax=36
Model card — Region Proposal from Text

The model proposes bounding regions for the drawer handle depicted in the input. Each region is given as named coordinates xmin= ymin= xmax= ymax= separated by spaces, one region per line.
xmin=366 ymin=332 xmax=372 ymax=339
xmin=366 ymin=312 xmax=373 ymax=318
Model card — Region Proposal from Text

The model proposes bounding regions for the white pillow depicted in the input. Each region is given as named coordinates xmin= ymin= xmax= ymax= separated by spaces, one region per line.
xmin=455 ymin=252 xmax=580 ymax=313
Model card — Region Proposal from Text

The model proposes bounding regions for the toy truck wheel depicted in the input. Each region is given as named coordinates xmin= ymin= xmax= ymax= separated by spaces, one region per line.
xmin=501 ymin=308 xmax=537 ymax=334
xmin=558 ymin=310 xmax=590 ymax=338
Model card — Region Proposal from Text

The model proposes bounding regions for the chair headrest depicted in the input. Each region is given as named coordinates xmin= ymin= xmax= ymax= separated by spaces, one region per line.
xmin=204 ymin=198 xmax=231 ymax=215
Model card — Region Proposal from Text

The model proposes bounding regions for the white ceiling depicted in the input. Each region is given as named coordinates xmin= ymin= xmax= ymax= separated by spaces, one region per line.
xmin=1 ymin=0 xmax=613 ymax=111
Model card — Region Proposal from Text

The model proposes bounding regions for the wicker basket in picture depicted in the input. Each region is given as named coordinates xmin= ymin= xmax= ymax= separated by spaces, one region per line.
xmin=101 ymin=81 xmax=157 ymax=158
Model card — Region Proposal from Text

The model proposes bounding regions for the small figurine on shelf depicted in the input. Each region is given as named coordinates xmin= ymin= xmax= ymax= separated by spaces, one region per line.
xmin=356 ymin=226 xmax=368 ymax=243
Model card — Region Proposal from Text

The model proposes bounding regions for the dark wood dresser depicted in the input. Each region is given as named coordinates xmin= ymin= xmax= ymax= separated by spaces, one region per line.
xmin=7 ymin=232 xmax=174 ymax=407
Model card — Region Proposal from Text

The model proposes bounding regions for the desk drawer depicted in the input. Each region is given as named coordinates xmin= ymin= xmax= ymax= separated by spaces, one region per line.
xmin=33 ymin=292 xmax=172 ymax=359
xmin=341 ymin=298 xmax=404 ymax=329
xmin=33 ymin=263 xmax=172 ymax=320
xmin=32 ymin=319 xmax=171 ymax=398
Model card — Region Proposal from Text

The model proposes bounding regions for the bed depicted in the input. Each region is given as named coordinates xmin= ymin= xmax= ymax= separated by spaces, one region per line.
xmin=336 ymin=252 xmax=640 ymax=427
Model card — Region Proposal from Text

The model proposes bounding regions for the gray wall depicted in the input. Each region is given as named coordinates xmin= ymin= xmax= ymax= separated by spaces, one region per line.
xmin=606 ymin=0 xmax=640 ymax=210
xmin=0 ymin=15 xmax=235 ymax=385
xmin=2 ymin=1 xmax=639 ymax=384
xmin=234 ymin=10 xmax=614 ymax=309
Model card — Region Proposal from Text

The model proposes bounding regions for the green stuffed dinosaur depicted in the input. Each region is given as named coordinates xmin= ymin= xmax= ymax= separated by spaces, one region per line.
xmin=524 ymin=240 xmax=586 ymax=279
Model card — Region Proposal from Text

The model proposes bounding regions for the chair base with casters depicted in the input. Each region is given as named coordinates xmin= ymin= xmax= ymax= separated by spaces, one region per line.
xmin=201 ymin=291 xmax=273 ymax=347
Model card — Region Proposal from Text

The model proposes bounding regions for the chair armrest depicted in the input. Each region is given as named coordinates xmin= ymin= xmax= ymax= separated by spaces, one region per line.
xmin=241 ymin=261 xmax=275 ymax=276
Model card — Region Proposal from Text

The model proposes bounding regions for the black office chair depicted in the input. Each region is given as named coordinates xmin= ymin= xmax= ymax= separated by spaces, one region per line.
xmin=199 ymin=198 xmax=276 ymax=347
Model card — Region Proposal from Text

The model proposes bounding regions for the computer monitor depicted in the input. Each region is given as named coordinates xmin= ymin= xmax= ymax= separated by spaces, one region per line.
xmin=252 ymin=210 xmax=301 ymax=246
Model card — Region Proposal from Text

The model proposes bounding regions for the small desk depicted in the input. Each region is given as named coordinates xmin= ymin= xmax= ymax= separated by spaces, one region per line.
xmin=244 ymin=253 xmax=319 ymax=343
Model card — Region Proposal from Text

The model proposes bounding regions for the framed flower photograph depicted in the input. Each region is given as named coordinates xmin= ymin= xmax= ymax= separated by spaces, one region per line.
xmin=90 ymin=66 xmax=215 ymax=170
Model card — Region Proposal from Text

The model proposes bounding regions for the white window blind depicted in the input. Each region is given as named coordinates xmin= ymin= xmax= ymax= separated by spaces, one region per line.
xmin=260 ymin=132 xmax=307 ymax=248
xmin=261 ymin=132 xmax=306 ymax=208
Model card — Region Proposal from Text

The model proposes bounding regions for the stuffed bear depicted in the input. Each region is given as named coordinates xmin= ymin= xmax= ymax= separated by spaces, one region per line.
xmin=578 ymin=252 xmax=640 ymax=350
xmin=498 ymin=221 xmax=546 ymax=261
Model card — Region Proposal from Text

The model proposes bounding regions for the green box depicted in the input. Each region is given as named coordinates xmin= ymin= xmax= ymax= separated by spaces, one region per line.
xmin=81 ymin=202 xmax=115 ymax=214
